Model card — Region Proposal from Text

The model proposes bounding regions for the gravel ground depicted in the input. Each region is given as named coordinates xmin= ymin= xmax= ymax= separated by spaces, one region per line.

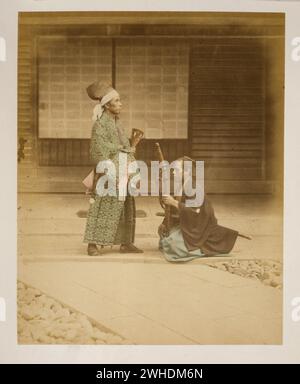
xmin=206 ymin=259 xmax=282 ymax=289
xmin=18 ymin=282 xmax=129 ymax=344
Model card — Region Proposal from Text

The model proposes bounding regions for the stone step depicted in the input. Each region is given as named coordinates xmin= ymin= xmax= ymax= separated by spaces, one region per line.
xmin=19 ymin=177 xmax=274 ymax=194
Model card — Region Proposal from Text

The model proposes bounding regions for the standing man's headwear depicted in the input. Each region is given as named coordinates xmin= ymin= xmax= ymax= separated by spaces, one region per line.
xmin=86 ymin=81 xmax=119 ymax=121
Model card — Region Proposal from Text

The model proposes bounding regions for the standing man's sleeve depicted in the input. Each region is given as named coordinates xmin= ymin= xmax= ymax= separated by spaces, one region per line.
xmin=90 ymin=121 xmax=122 ymax=164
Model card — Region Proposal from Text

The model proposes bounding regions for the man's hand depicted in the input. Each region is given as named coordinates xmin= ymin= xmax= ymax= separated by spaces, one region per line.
xmin=162 ymin=195 xmax=179 ymax=208
xmin=120 ymin=146 xmax=136 ymax=154
xmin=158 ymin=223 xmax=167 ymax=238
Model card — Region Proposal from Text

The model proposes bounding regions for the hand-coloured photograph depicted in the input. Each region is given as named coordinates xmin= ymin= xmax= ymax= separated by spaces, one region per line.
xmin=17 ymin=11 xmax=284 ymax=345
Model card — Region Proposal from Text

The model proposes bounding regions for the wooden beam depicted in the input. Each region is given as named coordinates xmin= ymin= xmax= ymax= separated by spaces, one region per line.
xmin=19 ymin=11 xmax=285 ymax=27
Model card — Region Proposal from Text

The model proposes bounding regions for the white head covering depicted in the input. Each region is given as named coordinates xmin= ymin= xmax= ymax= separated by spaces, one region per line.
xmin=92 ymin=89 xmax=119 ymax=121
xmin=86 ymin=81 xmax=119 ymax=121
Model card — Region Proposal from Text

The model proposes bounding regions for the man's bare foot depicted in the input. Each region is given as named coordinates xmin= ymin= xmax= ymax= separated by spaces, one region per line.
xmin=120 ymin=243 xmax=144 ymax=253
xmin=87 ymin=243 xmax=102 ymax=256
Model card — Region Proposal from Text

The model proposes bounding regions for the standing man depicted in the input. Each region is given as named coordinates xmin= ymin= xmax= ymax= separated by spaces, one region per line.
xmin=83 ymin=81 xmax=143 ymax=256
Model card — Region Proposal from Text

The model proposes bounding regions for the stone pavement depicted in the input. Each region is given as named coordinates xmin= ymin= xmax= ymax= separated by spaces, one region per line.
xmin=18 ymin=282 xmax=130 ymax=345
xmin=18 ymin=193 xmax=283 ymax=344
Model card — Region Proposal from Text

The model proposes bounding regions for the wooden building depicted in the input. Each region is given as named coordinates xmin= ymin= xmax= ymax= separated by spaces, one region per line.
xmin=18 ymin=12 xmax=284 ymax=194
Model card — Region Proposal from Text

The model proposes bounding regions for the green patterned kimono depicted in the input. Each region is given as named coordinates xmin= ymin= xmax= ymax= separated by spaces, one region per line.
xmin=83 ymin=112 xmax=136 ymax=246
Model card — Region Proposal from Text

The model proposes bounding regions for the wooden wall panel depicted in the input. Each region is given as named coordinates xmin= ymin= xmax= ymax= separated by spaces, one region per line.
xmin=18 ymin=38 xmax=35 ymax=167
xmin=190 ymin=38 xmax=265 ymax=180
xmin=38 ymin=138 xmax=189 ymax=166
